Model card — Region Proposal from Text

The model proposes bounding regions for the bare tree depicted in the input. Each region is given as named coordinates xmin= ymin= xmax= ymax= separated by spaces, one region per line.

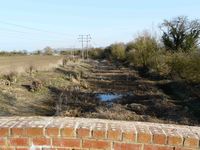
xmin=43 ymin=46 xmax=54 ymax=55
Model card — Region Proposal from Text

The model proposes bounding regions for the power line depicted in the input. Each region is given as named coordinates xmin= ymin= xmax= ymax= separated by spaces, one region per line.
xmin=0 ymin=27 xmax=28 ymax=34
xmin=78 ymin=34 xmax=92 ymax=59
xmin=0 ymin=20 xmax=74 ymax=39
xmin=0 ymin=31 xmax=69 ymax=44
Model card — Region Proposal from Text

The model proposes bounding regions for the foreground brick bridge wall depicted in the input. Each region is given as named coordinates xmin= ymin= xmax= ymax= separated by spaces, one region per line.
xmin=0 ymin=117 xmax=199 ymax=150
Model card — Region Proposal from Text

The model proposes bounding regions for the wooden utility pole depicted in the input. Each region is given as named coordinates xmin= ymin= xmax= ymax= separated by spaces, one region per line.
xmin=78 ymin=34 xmax=91 ymax=59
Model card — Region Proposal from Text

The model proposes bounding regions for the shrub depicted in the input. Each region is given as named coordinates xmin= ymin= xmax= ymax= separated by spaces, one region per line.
xmin=150 ymin=52 xmax=172 ymax=75
xmin=168 ymin=52 xmax=200 ymax=82
xmin=88 ymin=48 xmax=104 ymax=59
xmin=109 ymin=43 xmax=126 ymax=61
xmin=126 ymin=42 xmax=135 ymax=52
xmin=127 ymin=33 xmax=160 ymax=68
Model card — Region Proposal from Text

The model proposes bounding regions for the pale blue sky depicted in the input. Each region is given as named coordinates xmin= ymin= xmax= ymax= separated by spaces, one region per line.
xmin=0 ymin=0 xmax=199 ymax=51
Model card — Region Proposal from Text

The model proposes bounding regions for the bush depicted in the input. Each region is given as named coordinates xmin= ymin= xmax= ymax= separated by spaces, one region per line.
xmin=168 ymin=52 xmax=200 ymax=82
xmin=105 ymin=43 xmax=126 ymax=61
xmin=88 ymin=48 xmax=104 ymax=59
xmin=150 ymin=52 xmax=172 ymax=75
xmin=127 ymin=33 xmax=160 ymax=68
xmin=126 ymin=42 xmax=135 ymax=52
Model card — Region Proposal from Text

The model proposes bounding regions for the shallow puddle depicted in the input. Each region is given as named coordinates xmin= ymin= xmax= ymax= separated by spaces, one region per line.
xmin=96 ymin=93 xmax=123 ymax=102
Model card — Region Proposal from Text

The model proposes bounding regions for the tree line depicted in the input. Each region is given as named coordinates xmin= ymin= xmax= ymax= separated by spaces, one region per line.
xmin=88 ymin=16 xmax=200 ymax=83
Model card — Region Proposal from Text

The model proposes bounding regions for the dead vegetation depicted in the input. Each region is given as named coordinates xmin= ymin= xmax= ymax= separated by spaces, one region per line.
xmin=30 ymin=79 xmax=43 ymax=92
xmin=49 ymin=60 xmax=199 ymax=126
xmin=0 ymin=55 xmax=63 ymax=75
xmin=0 ymin=57 xmax=199 ymax=126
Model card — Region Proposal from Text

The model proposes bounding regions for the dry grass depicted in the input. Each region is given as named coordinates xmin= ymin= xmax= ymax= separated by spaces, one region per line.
xmin=0 ymin=55 xmax=63 ymax=75
xmin=0 ymin=57 xmax=199 ymax=126
xmin=0 ymin=59 xmax=91 ymax=116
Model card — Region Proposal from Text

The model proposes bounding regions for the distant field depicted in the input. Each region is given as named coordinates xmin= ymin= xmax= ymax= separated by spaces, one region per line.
xmin=0 ymin=55 xmax=63 ymax=75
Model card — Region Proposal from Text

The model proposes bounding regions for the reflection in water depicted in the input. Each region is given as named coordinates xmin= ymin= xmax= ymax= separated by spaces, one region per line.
xmin=96 ymin=93 xmax=123 ymax=102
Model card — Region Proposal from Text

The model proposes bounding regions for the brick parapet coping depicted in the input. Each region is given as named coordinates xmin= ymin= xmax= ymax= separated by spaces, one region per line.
xmin=0 ymin=117 xmax=199 ymax=150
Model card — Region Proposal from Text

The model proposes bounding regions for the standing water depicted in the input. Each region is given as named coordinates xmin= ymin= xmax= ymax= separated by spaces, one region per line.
xmin=96 ymin=93 xmax=123 ymax=102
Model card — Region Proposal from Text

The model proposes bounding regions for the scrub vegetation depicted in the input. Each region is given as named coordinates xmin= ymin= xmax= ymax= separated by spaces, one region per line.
xmin=0 ymin=16 xmax=199 ymax=126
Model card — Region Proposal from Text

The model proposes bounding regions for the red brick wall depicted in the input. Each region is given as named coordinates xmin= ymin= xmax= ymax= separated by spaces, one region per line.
xmin=0 ymin=117 xmax=199 ymax=150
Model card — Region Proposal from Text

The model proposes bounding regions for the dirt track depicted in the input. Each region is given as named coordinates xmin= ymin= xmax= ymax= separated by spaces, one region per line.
xmin=0 ymin=59 xmax=199 ymax=126
xmin=59 ymin=60 xmax=200 ymax=126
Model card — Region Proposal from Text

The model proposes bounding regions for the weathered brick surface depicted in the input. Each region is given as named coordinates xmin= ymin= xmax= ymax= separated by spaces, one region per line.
xmin=107 ymin=123 xmax=122 ymax=140
xmin=0 ymin=138 xmax=6 ymax=146
xmin=121 ymin=124 xmax=136 ymax=142
xmin=92 ymin=122 xmax=107 ymax=139
xmin=77 ymin=122 xmax=91 ymax=138
xmin=136 ymin=124 xmax=152 ymax=143
xmin=150 ymin=125 xmax=167 ymax=145
xmin=0 ymin=117 xmax=199 ymax=150
xmin=9 ymin=137 xmax=29 ymax=146
xmin=82 ymin=139 xmax=111 ymax=149
xmin=114 ymin=142 xmax=142 ymax=150
xmin=143 ymin=144 xmax=174 ymax=150
xmin=162 ymin=126 xmax=183 ymax=146
xmin=32 ymin=137 xmax=51 ymax=145
xmin=52 ymin=138 xmax=81 ymax=147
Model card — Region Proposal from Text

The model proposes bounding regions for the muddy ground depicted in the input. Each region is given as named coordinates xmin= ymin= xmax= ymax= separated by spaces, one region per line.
xmin=57 ymin=60 xmax=200 ymax=126
xmin=0 ymin=59 xmax=199 ymax=126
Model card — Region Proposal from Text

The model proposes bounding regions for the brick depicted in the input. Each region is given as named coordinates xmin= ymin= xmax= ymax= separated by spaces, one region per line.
xmin=0 ymin=116 xmax=199 ymax=150
xmin=93 ymin=129 xmax=106 ymax=139
xmin=136 ymin=125 xmax=152 ymax=143
xmin=168 ymin=135 xmax=183 ymax=146
xmin=108 ymin=129 xmax=121 ymax=140
xmin=0 ymin=128 xmax=9 ymax=137
xmin=82 ymin=140 xmax=110 ymax=149
xmin=61 ymin=127 xmax=75 ymax=137
xmin=121 ymin=125 xmax=136 ymax=142
xmin=172 ymin=125 xmax=199 ymax=149
xmin=107 ymin=123 xmax=122 ymax=140
xmin=32 ymin=137 xmax=51 ymax=145
xmin=114 ymin=142 xmax=142 ymax=150
xmin=77 ymin=128 xmax=90 ymax=138
xmin=162 ymin=127 xmax=183 ymax=146
xmin=52 ymin=138 xmax=80 ymax=147
xmin=0 ymin=148 xmax=15 ymax=150
xmin=9 ymin=138 xmax=29 ymax=146
xmin=0 ymin=138 xmax=6 ymax=145
xmin=144 ymin=145 xmax=174 ymax=150
xmin=11 ymin=128 xmax=26 ymax=136
xmin=71 ymin=149 xmax=88 ymax=150
xmin=175 ymin=148 xmax=195 ymax=150
xmin=26 ymin=128 xmax=43 ymax=136
xmin=54 ymin=148 xmax=70 ymax=150
xmin=77 ymin=122 xmax=91 ymax=138
xmin=92 ymin=122 xmax=106 ymax=139
xmin=122 ymin=130 xmax=135 ymax=142
xmin=48 ymin=148 xmax=70 ymax=150
xmin=138 ymin=132 xmax=152 ymax=143
xmin=153 ymin=133 xmax=166 ymax=144
xmin=46 ymin=127 xmax=59 ymax=136
xmin=150 ymin=126 xmax=166 ymax=144
xmin=184 ymin=137 xmax=199 ymax=148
